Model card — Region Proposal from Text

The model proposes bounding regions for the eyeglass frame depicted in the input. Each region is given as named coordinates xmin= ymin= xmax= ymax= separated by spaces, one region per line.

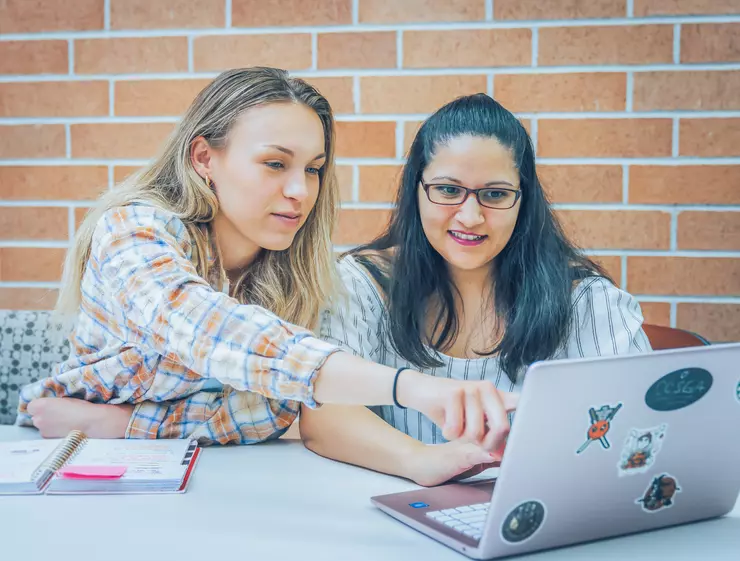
xmin=420 ymin=178 xmax=522 ymax=210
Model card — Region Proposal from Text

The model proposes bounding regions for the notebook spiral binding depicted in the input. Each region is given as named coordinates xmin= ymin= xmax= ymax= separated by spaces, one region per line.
xmin=31 ymin=430 xmax=87 ymax=485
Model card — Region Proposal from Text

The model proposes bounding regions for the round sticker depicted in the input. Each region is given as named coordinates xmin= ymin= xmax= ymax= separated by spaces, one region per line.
xmin=644 ymin=368 xmax=713 ymax=412
xmin=500 ymin=500 xmax=546 ymax=544
xmin=736 ymin=379 xmax=740 ymax=403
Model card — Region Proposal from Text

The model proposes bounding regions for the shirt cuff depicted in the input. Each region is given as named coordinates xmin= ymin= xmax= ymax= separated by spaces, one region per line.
xmin=274 ymin=335 xmax=343 ymax=409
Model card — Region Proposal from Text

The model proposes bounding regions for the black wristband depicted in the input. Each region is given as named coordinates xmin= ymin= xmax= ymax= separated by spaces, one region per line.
xmin=393 ymin=367 xmax=411 ymax=409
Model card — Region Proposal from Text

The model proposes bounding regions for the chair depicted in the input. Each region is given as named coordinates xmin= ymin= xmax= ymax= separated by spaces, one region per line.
xmin=642 ymin=324 xmax=710 ymax=351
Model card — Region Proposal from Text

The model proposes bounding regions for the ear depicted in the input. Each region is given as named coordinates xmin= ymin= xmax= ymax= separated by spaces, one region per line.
xmin=190 ymin=136 xmax=214 ymax=180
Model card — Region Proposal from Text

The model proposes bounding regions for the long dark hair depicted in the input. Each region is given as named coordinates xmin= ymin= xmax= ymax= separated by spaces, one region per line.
xmin=350 ymin=93 xmax=611 ymax=383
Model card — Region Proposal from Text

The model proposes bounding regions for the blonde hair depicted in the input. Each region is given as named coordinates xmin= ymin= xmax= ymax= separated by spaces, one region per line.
xmin=56 ymin=67 xmax=341 ymax=331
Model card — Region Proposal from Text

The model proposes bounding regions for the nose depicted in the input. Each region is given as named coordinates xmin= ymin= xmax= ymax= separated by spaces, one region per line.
xmin=455 ymin=194 xmax=485 ymax=227
xmin=283 ymin=170 xmax=310 ymax=202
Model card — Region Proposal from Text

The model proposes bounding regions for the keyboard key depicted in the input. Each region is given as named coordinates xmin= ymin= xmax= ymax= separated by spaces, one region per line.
xmin=456 ymin=506 xmax=474 ymax=512
xmin=430 ymin=515 xmax=453 ymax=523
xmin=426 ymin=512 xmax=451 ymax=521
xmin=441 ymin=508 xmax=459 ymax=515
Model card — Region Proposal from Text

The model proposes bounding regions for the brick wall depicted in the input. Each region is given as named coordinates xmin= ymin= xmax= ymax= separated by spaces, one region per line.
xmin=0 ymin=0 xmax=738 ymax=341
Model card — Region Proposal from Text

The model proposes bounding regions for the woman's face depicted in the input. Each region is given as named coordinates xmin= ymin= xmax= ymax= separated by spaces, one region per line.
xmin=196 ymin=101 xmax=326 ymax=265
xmin=417 ymin=134 xmax=522 ymax=277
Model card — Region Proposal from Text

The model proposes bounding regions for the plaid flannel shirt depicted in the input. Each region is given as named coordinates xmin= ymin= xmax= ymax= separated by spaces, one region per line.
xmin=17 ymin=204 xmax=340 ymax=445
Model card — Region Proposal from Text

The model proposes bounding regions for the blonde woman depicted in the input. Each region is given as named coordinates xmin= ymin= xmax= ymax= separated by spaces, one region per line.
xmin=17 ymin=68 xmax=515 ymax=450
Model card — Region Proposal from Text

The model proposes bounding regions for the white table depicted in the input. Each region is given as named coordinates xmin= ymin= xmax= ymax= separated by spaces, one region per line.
xmin=1 ymin=426 xmax=739 ymax=561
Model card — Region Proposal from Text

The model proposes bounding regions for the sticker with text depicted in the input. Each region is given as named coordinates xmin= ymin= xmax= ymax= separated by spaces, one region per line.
xmin=500 ymin=500 xmax=546 ymax=544
xmin=618 ymin=423 xmax=668 ymax=477
xmin=576 ymin=402 xmax=623 ymax=455
xmin=645 ymin=368 xmax=712 ymax=412
xmin=636 ymin=473 xmax=681 ymax=513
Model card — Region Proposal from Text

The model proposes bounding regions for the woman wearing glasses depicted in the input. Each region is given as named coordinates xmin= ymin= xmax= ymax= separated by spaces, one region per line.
xmin=300 ymin=93 xmax=651 ymax=486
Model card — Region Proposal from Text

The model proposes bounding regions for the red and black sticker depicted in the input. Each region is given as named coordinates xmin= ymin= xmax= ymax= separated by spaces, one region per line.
xmin=576 ymin=402 xmax=623 ymax=455
xmin=636 ymin=473 xmax=681 ymax=513
xmin=618 ymin=423 xmax=668 ymax=477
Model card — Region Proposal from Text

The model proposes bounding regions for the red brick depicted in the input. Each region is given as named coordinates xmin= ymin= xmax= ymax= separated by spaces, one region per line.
xmin=361 ymin=76 xmax=487 ymax=114
xmin=680 ymin=119 xmax=740 ymax=157
xmin=628 ymin=257 xmax=740 ymax=296
xmin=0 ymin=126 xmax=66 ymax=159
xmin=70 ymin=123 xmax=174 ymax=159
xmin=110 ymin=0 xmax=225 ymax=29
xmin=678 ymin=212 xmax=740 ymax=251
xmin=539 ymin=165 xmax=623 ymax=204
xmin=538 ymin=119 xmax=672 ymax=158
xmin=629 ymin=166 xmax=740 ymax=205
xmin=677 ymin=304 xmax=740 ymax=343
xmin=0 ymin=0 xmax=103 ymax=33
xmin=496 ymin=0 xmax=626 ymax=20
xmin=539 ymin=25 xmax=674 ymax=66
xmin=0 ymin=167 xmax=107 ymax=201
xmin=0 ymin=41 xmax=68 ymax=75
xmin=634 ymin=71 xmax=740 ymax=111
xmin=358 ymin=0 xmax=484 ymax=23
xmin=496 ymin=73 xmax=626 ymax=113
xmin=75 ymin=37 xmax=188 ymax=74
xmin=0 ymin=248 xmax=67 ymax=282
xmin=681 ymin=23 xmax=740 ymax=63
xmin=317 ymin=32 xmax=396 ymax=70
xmin=0 ymin=288 xmax=58 ymax=311
xmin=0 ymin=207 xmax=68 ymax=241
xmin=193 ymin=34 xmax=312 ymax=72
xmin=404 ymin=29 xmax=531 ymax=68
xmin=558 ymin=210 xmax=671 ymax=250
xmin=334 ymin=209 xmax=391 ymax=245
xmin=232 ymin=0 xmax=351 ymax=26
xmin=335 ymin=122 xmax=396 ymax=159
xmin=358 ymin=165 xmax=403 ymax=202
xmin=635 ymin=0 xmax=740 ymax=16
xmin=0 ymin=82 xmax=108 ymax=118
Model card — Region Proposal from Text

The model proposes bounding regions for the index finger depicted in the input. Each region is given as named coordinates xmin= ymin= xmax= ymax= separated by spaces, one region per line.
xmin=480 ymin=387 xmax=510 ymax=452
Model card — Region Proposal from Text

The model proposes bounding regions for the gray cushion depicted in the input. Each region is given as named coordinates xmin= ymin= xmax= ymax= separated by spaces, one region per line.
xmin=0 ymin=311 xmax=70 ymax=425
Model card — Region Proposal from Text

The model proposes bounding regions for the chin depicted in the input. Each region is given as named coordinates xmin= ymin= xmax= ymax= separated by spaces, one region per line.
xmin=256 ymin=233 xmax=298 ymax=252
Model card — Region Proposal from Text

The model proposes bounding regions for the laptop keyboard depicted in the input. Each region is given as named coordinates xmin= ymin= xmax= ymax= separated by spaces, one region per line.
xmin=425 ymin=502 xmax=490 ymax=540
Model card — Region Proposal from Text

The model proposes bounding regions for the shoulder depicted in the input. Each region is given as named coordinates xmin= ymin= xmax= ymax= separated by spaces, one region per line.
xmin=336 ymin=254 xmax=384 ymax=302
xmin=92 ymin=203 xmax=192 ymax=255
xmin=571 ymin=275 xmax=642 ymax=316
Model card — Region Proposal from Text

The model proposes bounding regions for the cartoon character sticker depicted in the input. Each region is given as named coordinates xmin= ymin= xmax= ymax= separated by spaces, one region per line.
xmin=636 ymin=473 xmax=681 ymax=513
xmin=618 ymin=424 xmax=668 ymax=477
xmin=576 ymin=402 xmax=623 ymax=454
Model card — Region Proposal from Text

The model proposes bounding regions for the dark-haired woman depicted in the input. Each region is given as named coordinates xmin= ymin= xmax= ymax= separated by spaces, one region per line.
xmin=300 ymin=93 xmax=651 ymax=486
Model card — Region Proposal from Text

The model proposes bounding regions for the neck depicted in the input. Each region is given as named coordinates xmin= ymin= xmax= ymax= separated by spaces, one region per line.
xmin=212 ymin=213 xmax=262 ymax=277
xmin=448 ymin=264 xmax=494 ymax=306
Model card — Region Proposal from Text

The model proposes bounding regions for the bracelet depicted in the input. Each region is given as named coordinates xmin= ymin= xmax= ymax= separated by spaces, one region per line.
xmin=393 ymin=367 xmax=411 ymax=409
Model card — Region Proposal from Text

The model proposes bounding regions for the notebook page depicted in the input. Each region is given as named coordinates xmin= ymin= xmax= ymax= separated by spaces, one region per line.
xmin=63 ymin=439 xmax=194 ymax=481
xmin=0 ymin=440 xmax=64 ymax=483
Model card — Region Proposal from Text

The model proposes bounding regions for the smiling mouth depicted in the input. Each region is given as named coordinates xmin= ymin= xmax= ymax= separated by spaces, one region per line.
xmin=449 ymin=231 xmax=487 ymax=241
xmin=272 ymin=213 xmax=301 ymax=220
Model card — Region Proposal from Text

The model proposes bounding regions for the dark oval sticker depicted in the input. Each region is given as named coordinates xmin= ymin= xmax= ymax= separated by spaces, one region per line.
xmin=645 ymin=368 xmax=713 ymax=412
xmin=501 ymin=500 xmax=546 ymax=544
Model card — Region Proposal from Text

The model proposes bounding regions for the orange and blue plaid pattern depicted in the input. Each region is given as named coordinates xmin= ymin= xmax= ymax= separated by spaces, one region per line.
xmin=16 ymin=204 xmax=339 ymax=445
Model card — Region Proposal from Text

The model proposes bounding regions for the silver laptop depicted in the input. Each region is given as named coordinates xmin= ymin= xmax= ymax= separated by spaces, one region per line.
xmin=371 ymin=342 xmax=740 ymax=559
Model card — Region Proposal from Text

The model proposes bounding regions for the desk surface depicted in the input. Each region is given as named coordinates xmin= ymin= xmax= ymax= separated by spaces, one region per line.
xmin=1 ymin=426 xmax=738 ymax=561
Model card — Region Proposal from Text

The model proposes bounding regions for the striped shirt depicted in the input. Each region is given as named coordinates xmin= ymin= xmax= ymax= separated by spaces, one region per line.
xmin=16 ymin=204 xmax=339 ymax=445
xmin=319 ymin=255 xmax=652 ymax=444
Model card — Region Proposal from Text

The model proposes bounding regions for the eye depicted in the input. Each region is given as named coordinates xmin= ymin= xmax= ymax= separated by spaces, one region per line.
xmin=306 ymin=166 xmax=321 ymax=176
xmin=265 ymin=161 xmax=285 ymax=170
xmin=480 ymin=189 xmax=510 ymax=201
xmin=433 ymin=185 xmax=463 ymax=198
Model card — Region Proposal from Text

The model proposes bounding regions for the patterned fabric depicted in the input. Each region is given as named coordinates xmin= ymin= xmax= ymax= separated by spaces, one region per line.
xmin=16 ymin=204 xmax=340 ymax=444
xmin=0 ymin=311 xmax=69 ymax=425
xmin=319 ymin=255 xmax=653 ymax=444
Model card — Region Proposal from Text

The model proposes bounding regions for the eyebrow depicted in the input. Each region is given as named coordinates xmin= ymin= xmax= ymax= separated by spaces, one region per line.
xmin=264 ymin=144 xmax=326 ymax=162
xmin=429 ymin=175 xmax=515 ymax=187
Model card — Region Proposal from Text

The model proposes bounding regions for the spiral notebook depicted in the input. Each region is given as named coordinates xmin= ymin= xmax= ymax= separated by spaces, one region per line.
xmin=0 ymin=431 xmax=201 ymax=495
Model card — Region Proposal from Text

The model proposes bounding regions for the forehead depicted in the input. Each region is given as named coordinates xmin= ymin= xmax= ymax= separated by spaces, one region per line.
xmin=425 ymin=135 xmax=518 ymax=184
xmin=230 ymin=102 xmax=325 ymax=154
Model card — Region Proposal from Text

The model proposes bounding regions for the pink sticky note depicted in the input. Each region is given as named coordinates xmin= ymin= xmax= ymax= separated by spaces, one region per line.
xmin=57 ymin=466 xmax=127 ymax=479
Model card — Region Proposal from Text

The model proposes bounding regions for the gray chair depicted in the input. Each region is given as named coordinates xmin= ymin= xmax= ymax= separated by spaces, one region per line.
xmin=0 ymin=310 xmax=70 ymax=425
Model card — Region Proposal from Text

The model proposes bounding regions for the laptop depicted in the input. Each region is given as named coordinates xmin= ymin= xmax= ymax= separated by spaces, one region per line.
xmin=371 ymin=342 xmax=740 ymax=559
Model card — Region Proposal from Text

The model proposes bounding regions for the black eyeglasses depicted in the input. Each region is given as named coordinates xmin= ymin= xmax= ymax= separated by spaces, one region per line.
xmin=420 ymin=179 xmax=522 ymax=210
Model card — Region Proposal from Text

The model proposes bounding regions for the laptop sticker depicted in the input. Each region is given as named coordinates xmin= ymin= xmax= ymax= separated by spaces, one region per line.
xmin=576 ymin=402 xmax=623 ymax=454
xmin=500 ymin=500 xmax=546 ymax=544
xmin=636 ymin=473 xmax=681 ymax=513
xmin=618 ymin=423 xmax=668 ymax=477
xmin=645 ymin=368 xmax=713 ymax=412
xmin=736 ymin=378 xmax=740 ymax=403
xmin=408 ymin=502 xmax=429 ymax=509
